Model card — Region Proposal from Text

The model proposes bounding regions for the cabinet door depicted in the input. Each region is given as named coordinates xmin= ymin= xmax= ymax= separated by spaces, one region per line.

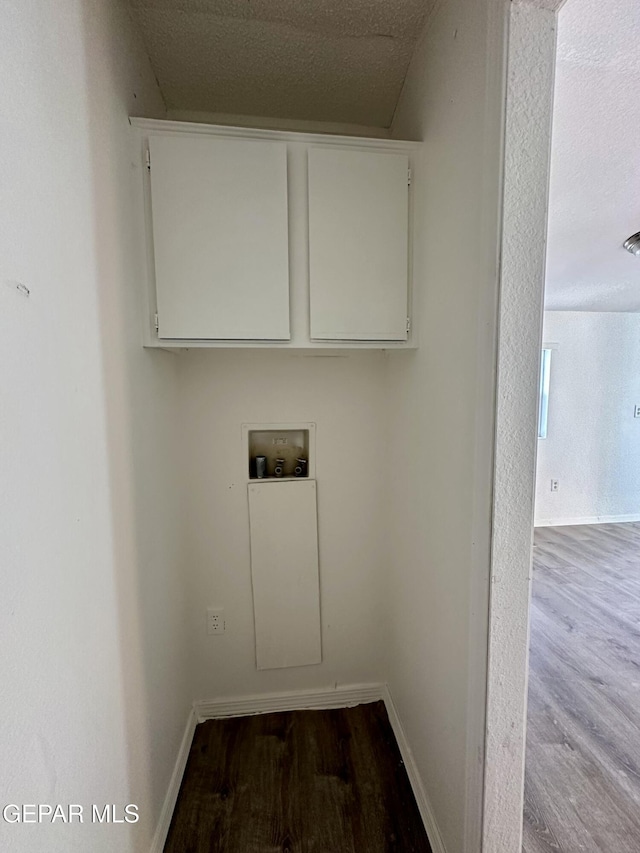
xmin=308 ymin=147 xmax=409 ymax=341
xmin=248 ymin=480 xmax=322 ymax=670
xmin=149 ymin=135 xmax=290 ymax=340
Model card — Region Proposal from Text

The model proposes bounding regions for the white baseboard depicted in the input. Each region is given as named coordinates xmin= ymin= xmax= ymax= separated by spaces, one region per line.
xmin=194 ymin=682 xmax=386 ymax=722
xmin=382 ymin=685 xmax=447 ymax=853
xmin=150 ymin=708 xmax=197 ymax=853
xmin=156 ymin=683 xmax=446 ymax=853
xmin=536 ymin=512 xmax=640 ymax=527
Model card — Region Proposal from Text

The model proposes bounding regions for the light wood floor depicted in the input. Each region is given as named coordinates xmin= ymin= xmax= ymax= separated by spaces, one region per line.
xmin=523 ymin=522 xmax=640 ymax=853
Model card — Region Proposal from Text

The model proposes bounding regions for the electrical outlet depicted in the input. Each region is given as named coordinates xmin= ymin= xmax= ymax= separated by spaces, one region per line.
xmin=551 ymin=479 xmax=559 ymax=492
xmin=207 ymin=608 xmax=225 ymax=635
xmin=634 ymin=405 xmax=640 ymax=419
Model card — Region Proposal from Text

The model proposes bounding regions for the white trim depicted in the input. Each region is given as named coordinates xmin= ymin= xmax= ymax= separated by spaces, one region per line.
xmin=130 ymin=116 xmax=422 ymax=153
xmin=382 ymin=685 xmax=448 ymax=853
xmin=150 ymin=708 xmax=197 ymax=853
xmin=194 ymin=683 xmax=385 ymax=722
xmin=165 ymin=109 xmax=392 ymax=140
xmin=536 ymin=513 xmax=640 ymax=527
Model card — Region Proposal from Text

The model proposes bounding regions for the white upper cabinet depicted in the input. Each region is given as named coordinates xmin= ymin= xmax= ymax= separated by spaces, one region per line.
xmin=132 ymin=119 xmax=421 ymax=348
xmin=308 ymin=147 xmax=409 ymax=341
xmin=149 ymin=134 xmax=290 ymax=340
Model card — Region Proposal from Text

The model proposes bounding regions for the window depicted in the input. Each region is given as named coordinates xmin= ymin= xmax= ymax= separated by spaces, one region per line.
xmin=538 ymin=348 xmax=551 ymax=439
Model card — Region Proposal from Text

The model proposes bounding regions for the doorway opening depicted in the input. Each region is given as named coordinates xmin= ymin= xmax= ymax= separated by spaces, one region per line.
xmin=485 ymin=0 xmax=640 ymax=850
xmin=524 ymin=0 xmax=640 ymax=848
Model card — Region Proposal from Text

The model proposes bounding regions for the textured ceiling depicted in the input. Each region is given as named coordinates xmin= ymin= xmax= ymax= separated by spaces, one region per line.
xmin=545 ymin=0 xmax=640 ymax=311
xmin=128 ymin=0 xmax=433 ymax=127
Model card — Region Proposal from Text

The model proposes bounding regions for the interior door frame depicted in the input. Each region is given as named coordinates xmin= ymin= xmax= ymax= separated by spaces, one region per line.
xmin=483 ymin=1 xmax=566 ymax=851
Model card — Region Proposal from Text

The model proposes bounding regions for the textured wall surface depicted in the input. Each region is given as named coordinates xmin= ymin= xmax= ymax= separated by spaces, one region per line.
xmin=128 ymin=0 xmax=436 ymax=125
xmin=536 ymin=311 xmax=640 ymax=524
xmin=545 ymin=0 xmax=640 ymax=310
xmin=484 ymin=4 xmax=557 ymax=853
xmin=0 ymin=2 xmax=190 ymax=850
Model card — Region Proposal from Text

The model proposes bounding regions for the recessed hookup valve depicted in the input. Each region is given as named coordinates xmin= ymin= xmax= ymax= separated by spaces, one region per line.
xmin=294 ymin=458 xmax=308 ymax=477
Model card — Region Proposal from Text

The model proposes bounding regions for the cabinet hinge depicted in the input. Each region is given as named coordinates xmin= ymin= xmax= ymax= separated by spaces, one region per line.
xmin=154 ymin=312 xmax=159 ymax=332
xmin=406 ymin=317 xmax=411 ymax=334
xmin=407 ymin=167 xmax=412 ymax=187
xmin=145 ymin=148 xmax=151 ymax=171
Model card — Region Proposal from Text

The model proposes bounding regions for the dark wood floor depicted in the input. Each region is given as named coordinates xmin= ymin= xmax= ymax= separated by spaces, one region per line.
xmin=524 ymin=522 xmax=640 ymax=853
xmin=165 ymin=700 xmax=432 ymax=853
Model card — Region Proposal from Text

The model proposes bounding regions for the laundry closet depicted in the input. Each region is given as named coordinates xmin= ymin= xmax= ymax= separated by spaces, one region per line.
xmin=1 ymin=1 xmax=503 ymax=851
xmin=121 ymin=3 xmax=501 ymax=841
xmin=130 ymin=116 xmax=423 ymax=700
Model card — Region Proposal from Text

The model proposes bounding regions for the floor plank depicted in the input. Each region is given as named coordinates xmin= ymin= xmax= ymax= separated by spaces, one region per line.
xmin=524 ymin=523 xmax=640 ymax=853
xmin=165 ymin=700 xmax=432 ymax=853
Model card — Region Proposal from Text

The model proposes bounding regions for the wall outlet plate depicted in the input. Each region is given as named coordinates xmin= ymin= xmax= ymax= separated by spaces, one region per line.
xmin=207 ymin=608 xmax=225 ymax=635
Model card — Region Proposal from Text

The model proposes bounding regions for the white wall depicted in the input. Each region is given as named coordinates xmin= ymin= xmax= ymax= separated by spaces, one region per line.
xmin=535 ymin=311 xmax=640 ymax=525
xmin=0 ymin=2 xmax=190 ymax=850
xmin=178 ymin=350 xmax=389 ymax=700
xmin=544 ymin=0 xmax=640 ymax=312
xmin=385 ymin=1 xmax=506 ymax=851
xmin=483 ymin=5 xmax=558 ymax=850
